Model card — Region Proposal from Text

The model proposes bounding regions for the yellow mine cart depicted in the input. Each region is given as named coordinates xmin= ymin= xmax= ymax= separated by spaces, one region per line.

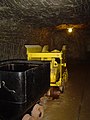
xmin=25 ymin=45 xmax=68 ymax=99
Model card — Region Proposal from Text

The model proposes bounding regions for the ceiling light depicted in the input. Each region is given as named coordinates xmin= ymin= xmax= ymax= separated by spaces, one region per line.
xmin=67 ymin=28 xmax=73 ymax=33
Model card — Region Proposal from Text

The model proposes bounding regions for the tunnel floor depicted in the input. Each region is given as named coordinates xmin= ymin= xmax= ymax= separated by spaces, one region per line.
xmin=43 ymin=61 xmax=90 ymax=120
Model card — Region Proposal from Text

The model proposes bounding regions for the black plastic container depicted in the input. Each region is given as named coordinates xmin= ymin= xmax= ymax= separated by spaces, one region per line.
xmin=0 ymin=60 xmax=50 ymax=120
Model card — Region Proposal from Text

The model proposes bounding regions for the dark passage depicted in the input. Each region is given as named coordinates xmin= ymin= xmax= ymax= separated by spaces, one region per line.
xmin=43 ymin=61 xmax=90 ymax=120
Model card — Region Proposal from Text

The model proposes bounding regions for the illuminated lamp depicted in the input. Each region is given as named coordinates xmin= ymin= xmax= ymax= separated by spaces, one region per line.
xmin=67 ymin=28 xmax=73 ymax=33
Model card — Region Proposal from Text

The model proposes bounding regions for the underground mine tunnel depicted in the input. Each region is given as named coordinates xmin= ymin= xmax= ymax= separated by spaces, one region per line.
xmin=0 ymin=0 xmax=90 ymax=120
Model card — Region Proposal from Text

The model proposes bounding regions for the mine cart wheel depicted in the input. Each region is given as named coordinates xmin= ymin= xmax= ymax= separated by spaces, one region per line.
xmin=49 ymin=87 xmax=60 ymax=99
xmin=22 ymin=114 xmax=32 ymax=120
xmin=31 ymin=103 xmax=44 ymax=120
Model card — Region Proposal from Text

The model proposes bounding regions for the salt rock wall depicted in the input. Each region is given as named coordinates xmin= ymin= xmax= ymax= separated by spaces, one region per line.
xmin=0 ymin=22 xmax=90 ymax=61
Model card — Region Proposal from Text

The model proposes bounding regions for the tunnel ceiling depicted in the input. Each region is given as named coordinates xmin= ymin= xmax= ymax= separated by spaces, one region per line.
xmin=0 ymin=0 xmax=90 ymax=28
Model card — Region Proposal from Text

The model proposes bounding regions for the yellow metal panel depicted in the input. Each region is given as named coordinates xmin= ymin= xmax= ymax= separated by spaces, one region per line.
xmin=27 ymin=52 xmax=62 ymax=59
xmin=25 ymin=45 xmax=68 ymax=88
xmin=25 ymin=45 xmax=42 ymax=53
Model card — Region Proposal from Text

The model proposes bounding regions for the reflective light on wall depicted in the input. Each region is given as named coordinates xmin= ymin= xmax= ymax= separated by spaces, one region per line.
xmin=67 ymin=28 xmax=73 ymax=33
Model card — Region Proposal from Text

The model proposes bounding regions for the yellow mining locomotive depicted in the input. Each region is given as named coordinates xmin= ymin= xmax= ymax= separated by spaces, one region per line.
xmin=25 ymin=45 xmax=68 ymax=99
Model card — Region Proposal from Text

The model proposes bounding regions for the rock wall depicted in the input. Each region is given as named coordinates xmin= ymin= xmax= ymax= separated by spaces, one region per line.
xmin=0 ymin=22 xmax=90 ymax=61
